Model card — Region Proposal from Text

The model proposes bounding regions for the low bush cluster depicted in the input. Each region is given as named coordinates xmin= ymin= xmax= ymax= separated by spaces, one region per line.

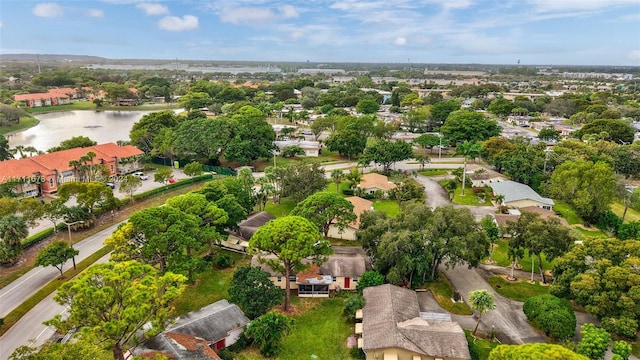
xmin=523 ymin=294 xmax=576 ymax=340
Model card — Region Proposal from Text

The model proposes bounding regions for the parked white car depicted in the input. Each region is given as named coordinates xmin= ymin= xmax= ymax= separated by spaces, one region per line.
xmin=131 ymin=172 xmax=149 ymax=180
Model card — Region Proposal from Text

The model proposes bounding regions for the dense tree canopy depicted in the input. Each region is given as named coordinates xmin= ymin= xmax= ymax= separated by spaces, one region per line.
xmin=35 ymin=241 xmax=79 ymax=278
xmin=172 ymin=116 xmax=231 ymax=163
xmin=550 ymin=238 xmax=640 ymax=337
xmin=228 ymin=266 xmax=284 ymax=319
xmin=359 ymin=139 xmax=413 ymax=173
xmin=45 ymin=261 xmax=186 ymax=360
xmin=573 ymin=119 xmax=636 ymax=144
xmin=224 ymin=105 xmax=276 ymax=164
xmin=489 ymin=343 xmax=588 ymax=360
xmin=291 ymin=192 xmax=356 ymax=238
xmin=549 ymin=159 xmax=617 ymax=224
xmin=130 ymin=110 xmax=181 ymax=153
xmin=358 ymin=203 xmax=488 ymax=285
xmin=440 ymin=110 xmax=501 ymax=144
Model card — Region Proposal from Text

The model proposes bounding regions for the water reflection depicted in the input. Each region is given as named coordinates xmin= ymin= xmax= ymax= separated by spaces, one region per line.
xmin=7 ymin=110 xmax=155 ymax=151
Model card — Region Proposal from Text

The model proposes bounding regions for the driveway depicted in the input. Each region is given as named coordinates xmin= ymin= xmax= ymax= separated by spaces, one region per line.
xmin=442 ymin=265 xmax=544 ymax=344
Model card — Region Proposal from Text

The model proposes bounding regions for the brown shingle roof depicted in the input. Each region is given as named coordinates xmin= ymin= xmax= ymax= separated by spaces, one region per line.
xmin=164 ymin=333 xmax=221 ymax=360
xmin=362 ymin=284 xmax=470 ymax=359
xmin=359 ymin=173 xmax=397 ymax=191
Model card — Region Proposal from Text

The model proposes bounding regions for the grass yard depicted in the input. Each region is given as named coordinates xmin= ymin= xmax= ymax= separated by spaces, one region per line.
xmin=553 ymin=200 xmax=582 ymax=225
xmin=237 ymin=297 xmax=355 ymax=360
xmin=172 ymin=250 xmax=250 ymax=316
xmin=438 ymin=180 xmax=493 ymax=206
xmin=264 ymin=199 xmax=297 ymax=217
xmin=0 ymin=116 xmax=40 ymax=135
xmin=572 ymin=226 xmax=609 ymax=239
xmin=465 ymin=330 xmax=499 ymax=360
xmin=487 ymin=275 xmax=549 ymax=302
xmin=610 ymin=201 xmax=640 ymax=223
xmin=372 ymin=200 xmax=400 ymax=217
xmin=488 ymin=240 xmax=554 ymax=273
xmin=418 ymin=168 xmax=450 ymax=177
xmin=26 ymin=101 xmax=178 ymax=114
xmin=424 ymin=272 xmax=473 ymax=315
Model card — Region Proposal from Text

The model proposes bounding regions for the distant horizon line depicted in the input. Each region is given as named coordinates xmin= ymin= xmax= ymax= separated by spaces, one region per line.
xmin=1 ymin=53 xmax=639 ymax=68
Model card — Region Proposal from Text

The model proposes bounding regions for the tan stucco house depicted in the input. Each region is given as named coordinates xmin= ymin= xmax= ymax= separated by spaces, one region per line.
xmin=361 ymin=284 xmax=471 ymax=360
xmin=327 ymin=196 xmax=373 ymax=240
xmin=358 ymin=173 xmax=397 ymax=195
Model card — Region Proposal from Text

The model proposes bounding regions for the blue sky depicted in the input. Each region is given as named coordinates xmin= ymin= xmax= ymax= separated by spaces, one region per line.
xmin=1 ymin=0 xmax=639 ymax=65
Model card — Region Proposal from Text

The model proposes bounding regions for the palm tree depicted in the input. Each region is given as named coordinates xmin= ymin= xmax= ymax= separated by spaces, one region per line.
xmin=456 ymin=141 xmax=482 ymax=196
xmin=0 ymin=214 xmax=28 ymax=248
xmin=330 ymin=169 xmax=344 ymax=193
xmin=344 ymin=168 xmax=361 ymax=190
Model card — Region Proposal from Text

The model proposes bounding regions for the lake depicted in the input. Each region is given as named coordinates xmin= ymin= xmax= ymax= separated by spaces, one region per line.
xmin=6 ymin=110 xmax=179 ymax=151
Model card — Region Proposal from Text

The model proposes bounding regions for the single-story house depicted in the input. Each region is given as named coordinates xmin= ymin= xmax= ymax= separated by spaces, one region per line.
xmin=327 ymin=196 xmax=373 ymax=240
xmin=135 ymin=299 xmax=249 ymax=359
xmin=361 ymin=284 xmax=471 ymax=360
xmin=0 ymin=142 xmax=143 ymax=197
xmin=221 ymin=211 xmax=275 ymax=253
xmin=489 ymin=180 xmax=554 ymax=210
xmin=274 ymin=140 xmax=321 ymax=157
xmin=251 ymin=246 xmax=371 ymax=297
xmin=358 ymin=173 xmax=397 ymax=195
xmin=13 ymin=88 xmax=78 ymax=108
xmin=493 ymin=206 xmax=569 ymax=237
xmin=468 ymin=170 xmax=507 ymax=188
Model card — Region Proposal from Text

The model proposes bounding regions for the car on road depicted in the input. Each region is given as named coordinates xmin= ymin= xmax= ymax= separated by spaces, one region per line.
xmin=106 ymin=182 xmax=116 ymax=189
xmin=168 ymin=177 xmax=177 ymax=183
xmin=131 ymin=172 xmax=149 ymax=180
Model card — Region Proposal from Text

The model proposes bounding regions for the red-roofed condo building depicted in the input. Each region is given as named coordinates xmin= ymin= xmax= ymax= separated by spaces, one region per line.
xmin=0 ymin=143 xmax=144 ymax=197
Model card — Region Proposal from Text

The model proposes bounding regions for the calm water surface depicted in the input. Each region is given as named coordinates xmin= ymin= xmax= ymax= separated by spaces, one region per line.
xmin=7 ymin=110 xmax=161 ymax=151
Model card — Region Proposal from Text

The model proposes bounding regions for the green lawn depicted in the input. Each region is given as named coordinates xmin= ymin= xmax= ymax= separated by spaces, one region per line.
xmin=264 ymin=199 xmax=297 ymax=217
xmin=238 ymin=298 xmax=355 ymax=360
xmin=418 ymin=169 xmax=450 ymax=177
xmin=26 ymin=101 xmax=178 ymax=114
xmin=553 ymin=200 xmax=582 ymax=225
xmin=487 ymin=275 xmax=549 ymax=302
xmin=611 ymin=201 xmax=640 ymax=223
xmin=0 ymin=116 xmax=40 ymax=135
xmin=438 ymin=180 xmax=493 ymax=206
xmin=372 ymin=200 xmax=400 ymax=217
xmin=572 ymin=226 xmax=609 ymax=239
xmin=465 ymin=330 xmax=499 ymax=360
xmin=172 ymin=250 xmax=250 ymax=316
xmin=488 ymin=240 xmax=554 ymax=273
xmin=424 ymin=272 xmax=473 ymax=315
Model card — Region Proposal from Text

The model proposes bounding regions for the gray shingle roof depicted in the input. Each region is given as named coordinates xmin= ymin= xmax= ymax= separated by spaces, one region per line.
xmin=362 ymin=284 xmax=471 ymax=359
xmin=167 ymin=299 xmax=250 ymax=341
xmin=237 ymin=211 xmax=275 ymax=240
xmin=489 ymin=180 xmax=554 ymax=206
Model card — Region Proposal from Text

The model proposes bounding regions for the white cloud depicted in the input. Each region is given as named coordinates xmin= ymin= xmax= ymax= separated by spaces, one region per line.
xmin=136 ymin=3 xmax=169 ymax=15
xmin=424 ymin=0 xmax=474 ymax=10
xmin=0 ymin=21 xmax=3 ymax=28
xmin=394 ymin=37 xmax=407 ymax=45
xmin=279 ymin=5 xmax=299 ymax=19
xmin=158 ymin=15 xmax=199 ymax=31
xmin=526 ymin=0 xmax=639 ymax=12
xmin=628 ymin=50 xmax=640 ymax=62
xmin=87 ymin=9 xmax=104 ymax=18
xmin=33 ymin=3 xmax=64 ymax=18
xmin=220 ymin=7 xmax=276 ymax=26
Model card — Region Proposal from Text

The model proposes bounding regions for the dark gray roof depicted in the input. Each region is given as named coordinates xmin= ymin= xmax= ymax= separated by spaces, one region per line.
xmin=362 ymin=284 xmax=471 ymax=359
xmin=237 ymin=211 xmax=275 ymax=240
xmin=489 ymin=180 xmax=554 ymax=206
xmin=138 ymin=299 xmax=249 ymax=356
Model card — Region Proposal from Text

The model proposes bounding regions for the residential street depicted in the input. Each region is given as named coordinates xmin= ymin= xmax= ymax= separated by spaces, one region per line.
xmin=0 ymin=221 xmax=123 ymax=318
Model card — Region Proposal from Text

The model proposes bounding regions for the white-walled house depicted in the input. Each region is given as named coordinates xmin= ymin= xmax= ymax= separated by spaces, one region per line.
xmin=327 ymin=196 xmax=373 ymax=240
xmin=489 ymin=180 xmax=554 ymax=210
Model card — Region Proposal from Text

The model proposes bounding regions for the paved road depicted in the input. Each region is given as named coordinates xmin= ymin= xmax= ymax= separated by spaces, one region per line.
xmin=0 ymin=254 xmax=111 ymax=360
xmin=0 ymin=221 xmax=123 ymax=318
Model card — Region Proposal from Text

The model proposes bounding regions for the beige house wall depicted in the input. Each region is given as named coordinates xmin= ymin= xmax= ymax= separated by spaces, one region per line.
xmin=327 ymin=225 xmax=357 ymax=240
xmin=268 ymin=276 xmax=359 ymax=292
xmin=365 ymin=346 xmax=468 ymax=360
xmin=506 ymin=199 xmax=551 ymax=210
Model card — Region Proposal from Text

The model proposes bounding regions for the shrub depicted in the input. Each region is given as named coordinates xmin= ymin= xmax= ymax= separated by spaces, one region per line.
xmin=356 ymin=271 xmax=385 ymax=293
xmin=523 ymin=294 xmax=576 ymax=340
xmin=21 ymin=228 xmax=55 ymax=249
xmin=214 ymin=254 xmax=232 ymax=269
xmin=472 ymin=187 xmax=485 ymax=194
xmin=350 ymin=347 xmax=366 ymax=359
xmin=602 ymin=317 xmax=638 ymax=339
xmin=343 ymin=295 xmax=365 ymax=322
xmin=342 ymin=189 xmax=354 ymax=196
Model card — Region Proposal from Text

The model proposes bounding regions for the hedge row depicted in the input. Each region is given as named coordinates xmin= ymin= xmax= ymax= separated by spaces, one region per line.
xmin=21 ymin=223 xmax=66 ymax=249
xmin=132 ymin=174 xmax=214 ymax=201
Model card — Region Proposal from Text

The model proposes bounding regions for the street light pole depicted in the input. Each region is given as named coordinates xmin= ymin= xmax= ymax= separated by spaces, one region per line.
xmin=62 ymin=220 xmax=84 ymax=269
